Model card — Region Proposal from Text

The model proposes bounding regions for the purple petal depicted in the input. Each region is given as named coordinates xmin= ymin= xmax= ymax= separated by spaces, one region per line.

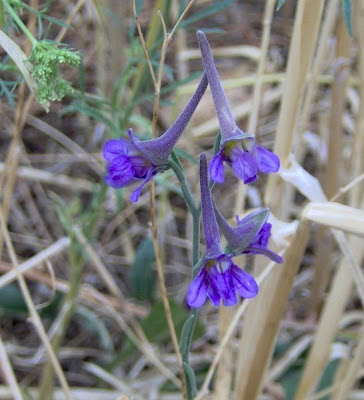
xmin=255 ymin=145 xmax=280 ymax=173
xmin=187 ymin=268 xmax=208 ymax=308
xmin=244 ymin=245 xmax=283 ymax=264
xmin=230 ymin=264 xmax=258 ymax=298
xmin=103 ymin=139 xmax=131 ymax=161
xmin=209 ymin=152 xmax=226 ymax=183
xmin=105 ymin=157 xmax=135 ymax=188
xmin=130 ymin=166 xmax=155 ymax=202
xmin=230 ymin=147 xmax=258 ymax=183
xmin=208 ymin=265 xmax=237 ymax=306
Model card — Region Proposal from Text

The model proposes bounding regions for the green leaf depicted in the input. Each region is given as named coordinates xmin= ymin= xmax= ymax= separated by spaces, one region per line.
xmin=276 ymin=0 xmax=287 ymax=11
xmin=0 ymin=285 xmax=27 ymax=316
xmin=109 ymin=299 xmax=205 ymax=366
xmin=179 ymin=314 xmax=195 ymax=356
xmin=129 ymin=238 xmax=156 ymax=301
xmin=184 ymin=362 xmax=198 ymax=399
xmin=342 ymin=0 xmax=352 ymax=36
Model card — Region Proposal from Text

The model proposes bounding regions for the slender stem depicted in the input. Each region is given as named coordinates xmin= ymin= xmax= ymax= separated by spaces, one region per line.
xmin=149 ymin=183 xmax=187 ymax=399
xmin=2 ymin=0 xmax=37 ymax=46
xmin=0 ymin=0 xmax=6 ymax=28
xmin=169 ymin=159 xmax=197 ymax=214
xmin=168 ymin=0 xmax=194 ymax=43
xmin=132 ymin=0 xmax=157 ymax=88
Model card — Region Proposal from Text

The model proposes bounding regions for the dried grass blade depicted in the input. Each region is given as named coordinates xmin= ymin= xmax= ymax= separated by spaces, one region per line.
xmin=303 ymin=202 xmax=364 ymax=236
xmin=232 ymin=221 xmax=311 ymax=400
xmin=294 ymin=234 xmax=364 ymax=399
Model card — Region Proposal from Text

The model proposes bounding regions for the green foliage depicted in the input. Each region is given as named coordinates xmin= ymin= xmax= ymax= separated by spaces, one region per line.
xmin=180 ymin=0 xmax=237 ymax=28
xmin=342 ymin=0 xmax=352 ymax=36
xmin=28 ymin=40 xmax=81 ymax=104
xmin=276 ymin=0 xmax=287 ymax=11
xmin=129 ymin=238 xmax=156 ymax=302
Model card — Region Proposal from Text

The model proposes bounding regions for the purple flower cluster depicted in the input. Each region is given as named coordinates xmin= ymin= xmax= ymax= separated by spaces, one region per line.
xmin=102 ymin=31 xmax=283 ymax=308
xmin=186 ymin=155 xmax=282 ymax=308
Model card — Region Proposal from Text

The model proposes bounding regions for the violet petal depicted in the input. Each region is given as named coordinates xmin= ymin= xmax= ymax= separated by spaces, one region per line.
xmin=103 ymin=139 xmax=131 ymax=161
xmin=244 ymin=245 xmax=283 ymax=264
xmin=187 ymin=268 xmax=208 ymax=307
xmin=230 ymin=148 xmax=258 ymax=183
xmin=230 ymin=264 xmax=258 ymax=298
xmin=130 ymin=166 xmax=155 ymax=202
xmin=255 ymin=145 xmax=280 ymax=173
xmin=209 ymin=151 xmax=226 ymax=183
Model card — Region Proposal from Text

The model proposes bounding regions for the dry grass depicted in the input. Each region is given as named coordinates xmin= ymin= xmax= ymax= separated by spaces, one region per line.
xmin=0 ymin=0 xmax=363 ymax=399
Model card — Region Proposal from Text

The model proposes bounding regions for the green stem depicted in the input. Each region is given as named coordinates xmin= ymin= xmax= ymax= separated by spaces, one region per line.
xmin=2 ymin=0 xmax=37 ymax=46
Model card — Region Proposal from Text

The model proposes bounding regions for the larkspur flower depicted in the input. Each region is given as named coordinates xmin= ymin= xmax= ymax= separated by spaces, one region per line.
xmin=186 ymin=154 xmax=259 ymax=308
xmin=103 ymin=73 xmax=208 ymax=202
xmin=213 ymin=205 xmax=283 ymax=263
xmin=197 ymin=30 xmax=280 ymax=184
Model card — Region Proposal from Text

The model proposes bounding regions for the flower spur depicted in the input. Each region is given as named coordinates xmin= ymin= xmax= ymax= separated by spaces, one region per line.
xmin=197 ymin=30 xmax=280 ymax=184
xmin=103 ymin=73 xmax=208 ymax=202
xmin=186 ymin=154 xmax=259 ymax=308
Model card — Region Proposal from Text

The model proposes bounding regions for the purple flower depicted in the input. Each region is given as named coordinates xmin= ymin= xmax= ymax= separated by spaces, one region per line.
xmin=186 ymin=154 xmax=258 ymax=308
xmin=214 ymin=205 xmax=283 ymax=264
xmin=103 ymin=73 xmax=208 ymax=202
xmin=197 ymin=30 xmax=280 ymax=184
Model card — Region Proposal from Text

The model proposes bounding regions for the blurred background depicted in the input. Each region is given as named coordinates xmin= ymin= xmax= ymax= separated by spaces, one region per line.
xmin=0 ymin=1 xmax=363 ymax=399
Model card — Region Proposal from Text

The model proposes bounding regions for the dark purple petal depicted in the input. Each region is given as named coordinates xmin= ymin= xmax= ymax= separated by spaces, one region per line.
xmin=244 ymin=245 xmax=283 ymax=264
xmin=252 ymin=222 xmax=272 ymax=247
xmin=128 ymin=155 xmax=150 ymax=178
xmin=230 ymin=147 xmax=258 ymax=183
xmin=207 ymin=284 xmax=220 ymax=306
xmin=230 ymin=264 xmax=258 ymax=298
xmin=187 ymin=268 xmax=208 ymax=307
xmin=200 ymin=155 xmax=223 ymax=259
xmin=255 ymin=145 xmax=280 ymax=173
xmin=103 ymin=139 xmax=130 ymax=161
xmin=209 ymin=151 xmax=226 ymax=183
xmin=208 ymin=264 xmax=237 ymax=306
xmin=130 ymin=166 xmax=155 ymax=202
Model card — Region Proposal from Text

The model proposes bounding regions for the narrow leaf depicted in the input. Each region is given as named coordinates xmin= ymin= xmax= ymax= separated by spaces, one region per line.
xmin=184 ymin=362 xmax=198 ymax=399
xmin=342 ymin=0 xmax=353 ymax=36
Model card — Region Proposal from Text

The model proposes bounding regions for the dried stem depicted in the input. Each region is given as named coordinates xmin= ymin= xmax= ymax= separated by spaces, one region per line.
xmin=0 ymin=209 xmax=72 ymax=400
xmin=0 ymin=329 xmax=24 ymax=400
